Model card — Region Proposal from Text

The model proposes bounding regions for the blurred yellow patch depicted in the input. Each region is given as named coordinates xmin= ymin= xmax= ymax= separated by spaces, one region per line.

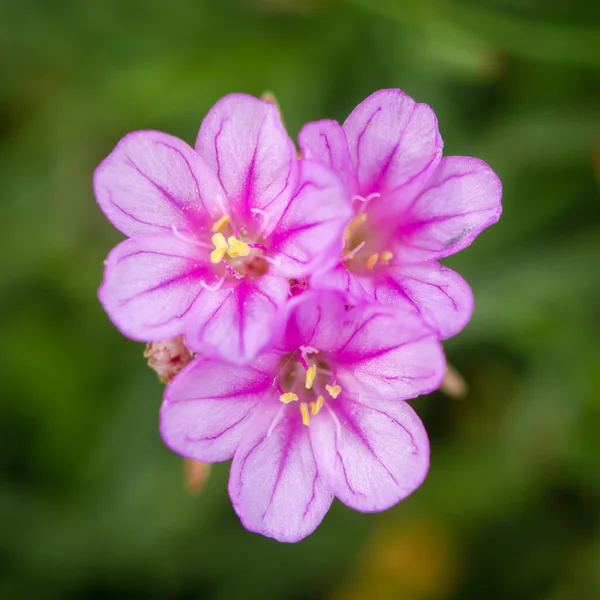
xmin=331 ymin=518 xmax=459 ymax=600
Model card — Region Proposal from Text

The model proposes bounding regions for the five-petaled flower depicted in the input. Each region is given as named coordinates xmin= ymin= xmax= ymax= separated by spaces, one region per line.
xmin=96 ymin=94 xmax=352 ymax=364
xmin=160 ymin=291 xmax=445 ymax=542
xmin=299 ymin=89 xmax=502 ymax=339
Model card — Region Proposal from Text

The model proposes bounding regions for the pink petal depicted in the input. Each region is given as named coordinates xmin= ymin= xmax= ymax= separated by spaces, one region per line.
xmin=311 ymin=263 xmax=473 ymax=340
xmin=310 ymin=395 xmax=429 ymax=512
xmin=98 ymin=234 xmax=213 ymax=342
xmin=396 ymin=156 xmax=502 ymax=262
xmin=310 ymin=264 xmax=374 ymax=304
xmin=186 ymin=275 xmax=289 ymax=364
xmin=269 ymin=160 xmax=352 ymax=279
xmin=298 ymin=120 xmax=357 ymax=193
xmin=229 ymin=403 xmax=333 ymax=542
xmin=160 ymin=353 xmax=279 ymax=462
xmin=279 ymin=290 xmax=348 ymax=353
xmin=94 ymin=131 xmax=227 ymax=237
xmin=373 ymin=263 xmax=474 ymax=339
xmin=343 ymin=89 xmax=443 ymax=202
xmin=335 ymin=305 xmax=446 ymax=400
xmin=195 ymin=94 xmax=298 ymax=235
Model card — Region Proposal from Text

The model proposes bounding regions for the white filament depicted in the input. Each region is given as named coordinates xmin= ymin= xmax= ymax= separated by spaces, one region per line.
xmin=343 ymin=240 xmax=365 ymax=261
xmin=267 ymin=404 xmax=286 ymax=437
xmin=171 ymin=225 xmax=212 ymax=249
xmin=351 ymin=192 xmax=381 ymax=214
xmin=325 ymin=402 xmax=342 ymax=443
xmin=199 ymin=277 xmax=225 ymax=292
xmin=262 ymin=255 xmax=280 ymax=266
xmin=250 ymin=207 xmax=270 ymax=236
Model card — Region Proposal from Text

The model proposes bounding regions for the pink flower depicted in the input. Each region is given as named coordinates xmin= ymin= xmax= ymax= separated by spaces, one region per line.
xmin=96 ymin=94 xmax=351 ymax=363
xmin=160 ymin=291 xmax=445 ymax=542
xmin=299 ymin=89 xmax=502 ymax=339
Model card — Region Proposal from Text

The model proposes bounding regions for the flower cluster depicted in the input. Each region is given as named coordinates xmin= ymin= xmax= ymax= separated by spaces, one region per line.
xmin=95 ymin=90 xmax=501 ymax=542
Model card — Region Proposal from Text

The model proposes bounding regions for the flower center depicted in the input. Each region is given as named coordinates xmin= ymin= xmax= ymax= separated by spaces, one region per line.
xmin=342 ymin=194 xmax=394 ymax=273
xmin=209 ymin=232 xmax=250 ymax=263
xmin=276 ymin=347 xmax=341 ymax=426
xmin=207 ymin=214 xmax=273 ymax=279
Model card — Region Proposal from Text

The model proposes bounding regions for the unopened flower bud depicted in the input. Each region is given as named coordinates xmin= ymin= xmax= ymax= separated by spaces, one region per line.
xmin=144 ymin=337 xmax=194 ymax=384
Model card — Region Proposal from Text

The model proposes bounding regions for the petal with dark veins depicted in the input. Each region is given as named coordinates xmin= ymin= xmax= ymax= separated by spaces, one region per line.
xmin=310 ymin=395 xmax=429 ymax=512
xmin=229 ymin=404 xmax=333 ymax=543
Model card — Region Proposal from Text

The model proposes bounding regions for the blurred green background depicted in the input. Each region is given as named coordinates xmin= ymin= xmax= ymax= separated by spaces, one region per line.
xmin=1 ymin=0 xmax=599 ymax=598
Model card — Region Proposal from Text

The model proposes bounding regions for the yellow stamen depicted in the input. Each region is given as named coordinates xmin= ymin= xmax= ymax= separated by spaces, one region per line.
xmin=344 ymin=213 xmax=368 ymax=240
xmin=227 ymin=236 xmax=250 ymax=258
xmin=310 ymin=395 xmax=324 ymax=415
xmin=325 ymin=384 xmax=342 ymax=399
xmin=366 ymin=253 xmax=379 ymax=270
xmin=211 ymin=215 xmax=231 ymax=234
xmin=300 ymin=402 xmax=311 ymax=426
xmin=279 ymin=392 xmax=299 ymax=404
xmin=210 ymin=232 xmax=228 ymax=264
xmin=305 ymin=365 xmax=316 ymax=389
xmin=380 ymin=250 xmax=394 ymax=265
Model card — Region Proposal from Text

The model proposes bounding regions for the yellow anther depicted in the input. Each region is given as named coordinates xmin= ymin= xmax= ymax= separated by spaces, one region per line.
xmin=210 ymin=232 xmax=228 ymax=264
xmin=366 ymin=253 xmax=379 ymax=270
xmin=325 ymin=384 xmax=342 ymax=399
xmin=212 ymin=232 xmax=228 ymax=248
xmin=211 ymin=214 xmax=231 ymax=234
xmin=210 ymin=248 xmax=226 ymax=264
xmin=344 ymin=213 xmax=368 ymax=240
xmin=310 ymin=395 xmax=324 ymax=415
xmin=305 ymin=365 xmax=316 ymax=389
xmin=279 ymin=392 xmax=299 ymax=404
xmin=380 ymin=250 xmax=394 ymax=264
xmin=300 ymin=402 xmax=311 ymax=426
xmin=227 ymin=236 xmax=250 ymax=258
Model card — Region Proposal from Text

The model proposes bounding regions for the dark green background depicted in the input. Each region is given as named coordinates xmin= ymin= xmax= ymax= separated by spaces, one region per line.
xmin=1 ymin=1 xmax=599 ymax=598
